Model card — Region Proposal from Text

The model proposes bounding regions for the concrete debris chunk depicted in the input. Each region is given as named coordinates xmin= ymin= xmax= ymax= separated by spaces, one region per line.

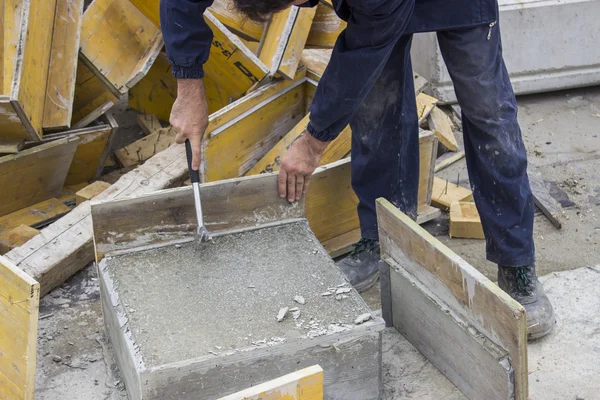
xmin=335 ymin=287 xmax=352 ymax=295
xmin=276 ymin=307 xmax=289 ymax=322
xmin=294 ymin=295 xmax=306 ymax=305
xmin=292 ymin=309 xmax=301 ymax=320
xmin=321 ymin=291 xmax=333 ymax=296
xmin=354 ymin=313 xmax=372 ymax=325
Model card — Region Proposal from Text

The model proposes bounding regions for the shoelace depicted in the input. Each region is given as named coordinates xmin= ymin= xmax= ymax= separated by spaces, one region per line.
xmin=349 ymin=238 xmax=376 ymax=259
xmin=515 ymin=266 xmax=535 ymax=295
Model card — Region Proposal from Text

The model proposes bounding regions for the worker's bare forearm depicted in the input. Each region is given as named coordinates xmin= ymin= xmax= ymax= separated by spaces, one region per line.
xmin=177 ymin=78 xmax=206 ymax=100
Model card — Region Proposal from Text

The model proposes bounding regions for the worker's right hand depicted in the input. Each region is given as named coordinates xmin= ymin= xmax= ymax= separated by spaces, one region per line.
xmin=279 ymin=132 xmax=330 ymax=202
xmin=171 ymin=79 xmax=209 ymax=171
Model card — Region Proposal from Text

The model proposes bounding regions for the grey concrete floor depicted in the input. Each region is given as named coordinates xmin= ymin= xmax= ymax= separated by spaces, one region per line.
xmin=35 ymin=87 xmax=600 ymax=399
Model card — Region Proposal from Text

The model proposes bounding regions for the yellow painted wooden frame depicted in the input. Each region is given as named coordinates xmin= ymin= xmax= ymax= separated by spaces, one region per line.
xmin=219 ymin=365 xmax=324 ymax=400
xmin=0 ymin=255 xmax=39 ymax=400
xmin=209 ymin=0 xmax=264 ymax=41
xmin=306 ymin=3 xmax=345 ymax=49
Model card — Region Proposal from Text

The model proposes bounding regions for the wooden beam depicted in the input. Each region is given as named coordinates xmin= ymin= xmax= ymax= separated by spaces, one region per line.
xmin=449 ymin=201 xmax=485 ymax=239
xmin=41 ymin=123 xmax=115 ymax=186
xmin=434 ymin=150 xmax=465 ymax=173
xmin=428 ymin=106 xmax=458 ymax=152
xmin=75 ymin=181 xmax=111 ymax=205
xmin=79 ymin=0 xmax=163 ymax=96
xmin=71 ymin=59 xmax=119 ymax=127
xmin=0 ymin=198 xmax=70 ymax=233
xmin=376 ymin=198 xmax=528 ymax=399
xmin=431 ymin=176 xmax=474 ymax=211
xmin=306 ymin=3 xmax=345 ymax=49
xmin=114 ymin=126 xmax=177 ymax=168
xmin=2 ymin=79 xmax=304 ymax=296
xmin=42 ymin=0 xmax=85 ymax=132
xmin=418 ymin=130 xmax=438 ymax=212
xmin=218 ymin=365 xmax=324 ymax=400
xmin=417 ymin=93 xmax=438 ymax=126
xmin=0 ymin=225 xmax=40 ymax=255
xmin=0 ymin=255 xmax=39 ymax=400
xmin=0 ymin=0 xmax=59 ymax=141
xmin=90 ymin=173 xmax=305 ymax=260
xmin=0 ymin=137 xmax=79 ymax=216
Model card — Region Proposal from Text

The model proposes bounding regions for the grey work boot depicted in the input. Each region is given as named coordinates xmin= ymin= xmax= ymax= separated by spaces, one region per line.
xmin=497 ymin=265 xmax=556 ymax=341
xmin=337 ymin=238 xmax=381 ymax=293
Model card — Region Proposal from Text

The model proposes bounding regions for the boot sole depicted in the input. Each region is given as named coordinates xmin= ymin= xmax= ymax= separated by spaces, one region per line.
xmin=354 ymin=271 xmax=380 ymax=293
xmin=527 ymin=317 xmax=557 ymax=341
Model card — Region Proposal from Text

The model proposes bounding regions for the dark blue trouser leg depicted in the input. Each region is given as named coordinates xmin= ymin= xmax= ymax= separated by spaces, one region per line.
xmin=437 ymin=24 xmax=535 ymax=266
xmin=349 ymin=35 xmax=419 ymax=240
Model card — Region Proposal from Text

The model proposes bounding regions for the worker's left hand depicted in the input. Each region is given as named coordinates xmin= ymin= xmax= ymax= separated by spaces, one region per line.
xmin=279 ymin=132 xmax=330 ymax=202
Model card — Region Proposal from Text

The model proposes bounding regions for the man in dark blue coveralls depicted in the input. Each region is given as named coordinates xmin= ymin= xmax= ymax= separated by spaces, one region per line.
xmin=160 ymin=0 xmax=556 ymax=339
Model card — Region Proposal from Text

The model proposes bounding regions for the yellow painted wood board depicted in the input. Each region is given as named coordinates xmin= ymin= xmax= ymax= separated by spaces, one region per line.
xmin=0 ymin=255 xmax=39 ymax=400
xmin=56 ymin=182 xmax=88 ymax=204
xmin=278 ymin=6 xmax=317 ymax=79
xmin=209 ymin=0 xmax=264 ymax=41
xmin=114 ymin=127 xmax=177 ymax=168
xmin=42 ymin=124 xmax=115 ymax=186
xmin=0 ymin=137 xmax=79 ymax=216
xmin=431 ymin=176 xmax=474 ymax=211
xmin=79 ymin=0 xmax=163 ymax=95
xmin=2 ymin=0 xmax=23 ymax=95
xmin=258 ymin=8 xmax=297 ymax=76
xmin=0 ymin=140 xmax=25 ymax=154
xmin=416 ymin=93 xmax=438 ymax=126
xmin=306 ymin=3 xmax=345 ymax=48
xmin=320 ymin=125 xmax=351 ymax=166
xmin=71 ymin=60 xmax=119 ymax=127
xmin=449 ymin=201 xmax=485 ymax=239
xmin=301 ymin=49 xmax=332 ymax=79
xmin=0 ymin=225 xmax=40 ymax=255
xmin=129 ymin=52 xmax=233 ymax=122
xmin=42 ymin=0 xmax=85 ymax=132
xmin=0 ymin=198 xmax=71 ymax=233
xmin=75 ymin=181 xmax=111 ymax=205
xmin=428 ymin=106 xmax=458 ymax=151
xmin=417 ymin=130 xmax=438 ymax=212
xmin=0 ymin=0 xmax=4 ymax=90
xmin=203 ymin=81 xmax=306 ymax=181
xmin=218 ymin=365 xmax=324 ymax=400
xmin=377 ymin=198 xmax=528 ymax=399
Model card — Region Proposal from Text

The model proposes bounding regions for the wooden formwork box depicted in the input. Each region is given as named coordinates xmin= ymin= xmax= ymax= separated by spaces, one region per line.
xmin=90 ymin=173 xmax=385 ymax=400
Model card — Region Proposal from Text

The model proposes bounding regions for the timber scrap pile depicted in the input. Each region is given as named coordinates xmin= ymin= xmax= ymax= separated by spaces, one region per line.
xmin=0 ymin=0 xmax=466 ymax=298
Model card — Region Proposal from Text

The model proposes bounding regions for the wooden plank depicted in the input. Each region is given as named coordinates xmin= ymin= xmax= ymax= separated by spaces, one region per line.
xmin=41 ymin=124 xmax=115 ymax=186
xmin=306 ymin=3 xmax=345 ymax=49
xmin=301 ymin=49 xmax=332 ymax=79
xmin=389 ymin=260 xmax=514 ymax=399
xmin=0 ymin=198 xmax=70 ymax=233
xmin=129 ymin=52 xmax=233 ymax=122
xmin=428 ymin=106 xmax=458 ymax=151
xmin=114 ymin=126 xmax=177 ymax=168
xmin=137 ymin=114 xmax=162 ymax=136
xmin=0 ymin=140 xmax=24 ymax=154
xmin=2 ymin=0 xmax=23 ymax=94
xmin=204 ymin=81 xmax=306 ymax=181
xmin=0 ymin=0 xmax=4 ymax=91
xmin=90 ymin=173 xmax=305 ymax=259
xmin=417 ymin=93 xmax=438 ymax=126
xmin=258 ymin=8 xmax=298 ymax=77
xmin=416 ymin=205 xmax=442 ymax=225
xmin=71 ymin=59 xmax=118 ymax=127
xmin=449 ymin=201 xmax=485 ymax=239
xmin=278 ymin=7 xmax=317 ymax=79
xmin=56 ymin=182 xmax=87 ymax=205
xmin=434 ymin=150 xmax=465 ymax=173
xmin=42 ymin=0 xmax=84 ymax=132
xmin=376 ymin=198 xmax=528 ymax=399
xmin=418 ymin=130 xmax=438 ymax=212
xmin=218 ymin=365 xmax=324 ymax=400
xmin=0 ymin=225 xmax=40 ymax=255
xmin=209 ymin=0 xmax=264 ymax=41
xmin=431 ymin=176 xmax=474 ymax=211
xmin=75 ymin=181 xmax=111 ymax=205
xmin=79 ymin=0 xmax=163 ymax=95
xmin=528 ymin=166 xmax=562 ymax=229
xmin=322 ymin=228 xmax=360 ymax=258
xmin=0 ymin=137 xmax=79 ymax=216
xmin=0 ymin=255 xmax=39 ymax=400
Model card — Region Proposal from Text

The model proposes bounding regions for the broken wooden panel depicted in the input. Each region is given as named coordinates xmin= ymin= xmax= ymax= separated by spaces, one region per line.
xmin=0 ymin=137 xmax=79 ymax=217
xmin=114 ymin=126 xmax=177 ymax=168
xmin=129 ymin=52 xmax=232 ymax=122
xmin=258 ymin=6 xmax=316 ymax=79
xmin=0 ymin=255 xmax=39 ymax=400
xmin=79 ymin=0 xmax=163 ymax=96
xmin=0 ymin=0 xmax=59 ymax=142
xmin=0 ymin=198 xmax=70 ymax=233
xmin=40 ymin=124 xmax=115 ymax=186
xmin=203 ymin=80 xmax=306 ymax=181
xmin=376 ymin=198 xmax=528 ymax=400
xmin=42 ymin=0 xmax=85 ymax=132
xmin=71 ymin=60 xmax=119 ymax=127
xmin=220 ymin=365 xmax=324 ymax=400
xmin=428 ymin=106 xmax=458 ymax=151
xmin=431 ymin=176 xmax=473 ymax=210
xmin=90 ymin=173 xmax=305 ymax=259
xmin=209 ymin=0 xmax=264 ymax=41
xmin=306 ymin=3 xmax=345 ymax=48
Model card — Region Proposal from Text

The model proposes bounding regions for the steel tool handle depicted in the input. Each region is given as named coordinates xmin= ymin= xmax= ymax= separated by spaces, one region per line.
xmin=185 ymin=139 xmax=200 ymax=184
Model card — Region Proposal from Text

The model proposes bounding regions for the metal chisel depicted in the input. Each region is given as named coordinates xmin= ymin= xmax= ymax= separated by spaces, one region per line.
xmin=185 ymin=139 xmax=211 ymax=242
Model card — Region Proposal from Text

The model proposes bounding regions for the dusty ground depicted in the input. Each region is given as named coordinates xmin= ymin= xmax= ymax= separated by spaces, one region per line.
xmin=35 ymin=87 xmax=600 ymax=399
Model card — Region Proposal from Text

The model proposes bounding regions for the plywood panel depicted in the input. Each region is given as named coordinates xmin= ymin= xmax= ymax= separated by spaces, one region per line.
xmin=0 ymin=256 xmax=39 ymax=400
xmin=2 ymin=0 xmax=24 ymax=94
xmin=42 ymin=0 xmax=85 ymax=132
xmin=259 ymin=8 xmax=297 ymax=76
xmin=278 ymin=7 xmax=317 ymax=79
xmin=0 ymin=137 xmax=79 ymax=216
